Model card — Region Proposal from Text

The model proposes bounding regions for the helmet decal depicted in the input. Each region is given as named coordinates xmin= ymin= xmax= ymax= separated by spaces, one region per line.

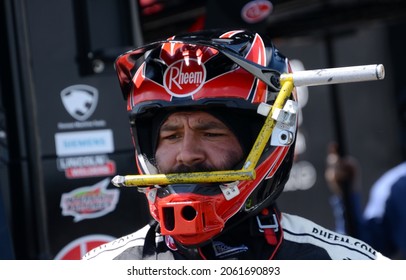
xmin=129 ymin=63 xmax=172 ymax=109
xmin=219 ymin=30 xmax=246 ymax=38
xmin=193 ymin=67 xmax=256 ymax=100
xmin=163 ymin=58 xmax=206 ymax=97
xmin=246 ymin=33 xmax=268 ymax=103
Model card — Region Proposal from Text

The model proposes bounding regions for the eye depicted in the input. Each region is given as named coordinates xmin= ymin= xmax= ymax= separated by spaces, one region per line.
xmin=204 ymin=132 xmax=223 ymax=137
xmin=162 ymin=134 xmax=179 ymax=140
xmin=203 ymin=128 xmax=229 ymax=138
xmin=162 ymin=133 xmax=180 ymax=141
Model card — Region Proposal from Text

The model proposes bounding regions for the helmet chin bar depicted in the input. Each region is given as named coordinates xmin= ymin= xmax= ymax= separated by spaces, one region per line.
xmin=111 ymin=63 xmax=385 ymax=188
xmin=157 ymin=195 xmax=225 ymax=245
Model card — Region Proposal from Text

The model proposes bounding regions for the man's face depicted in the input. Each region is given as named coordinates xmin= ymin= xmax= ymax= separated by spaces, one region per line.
xmin=155 ymin=111 xmax=244 ymax=173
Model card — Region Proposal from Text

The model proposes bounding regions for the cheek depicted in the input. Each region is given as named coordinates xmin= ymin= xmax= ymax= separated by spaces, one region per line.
xmin=219 ymin=137 xmax=242 ymax=153
xmin=155 ymin=145 xmax=175 ymax=170
xmin=206 ymin=140 xmax=243 ymax=161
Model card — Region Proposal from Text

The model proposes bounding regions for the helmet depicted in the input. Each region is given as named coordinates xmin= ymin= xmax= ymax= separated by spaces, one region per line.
xmin=115 ymin=29 xmax=298 ymax=247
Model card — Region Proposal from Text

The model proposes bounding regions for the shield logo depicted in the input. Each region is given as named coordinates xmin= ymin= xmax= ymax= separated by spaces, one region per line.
xmin=61 ymin=84 xmax=98 ymax=121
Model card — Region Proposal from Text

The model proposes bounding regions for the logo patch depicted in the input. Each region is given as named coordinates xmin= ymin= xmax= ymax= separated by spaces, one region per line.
xmin=60 ymin=178 xmax=119 ymax=222
xmin=212 ymin=241 xmax=248 ymax=259
xmin=54 ymin=234 xmax=115 ymax=260
xmin=54 ymin=129 xmax=114 ymax=157
xmin=241 ymin=0 xmax=273 ymax=24
xmin=61 ymin=84 xmax=98 ymax=121
xmin=163 ymin=59 xmax=206 ymax=97
xmin=57 ymin=155 xmax=116 ymax=179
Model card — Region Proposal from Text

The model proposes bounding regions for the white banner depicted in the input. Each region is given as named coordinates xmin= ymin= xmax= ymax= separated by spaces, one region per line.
xmin=0 ymin=260 xmax=400 ymax=280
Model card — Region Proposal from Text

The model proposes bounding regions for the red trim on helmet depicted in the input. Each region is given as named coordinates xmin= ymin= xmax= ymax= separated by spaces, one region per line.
xmin=236 ymin=146 xmax=290 ymax=203
xmin=160 ymin=42 xmax=218 ymax=65
xmin=265 ymin=146 xmax=290 ymax=179
xmin=193 ymin=67 xmax=255 ymax=100
xmin=248 ymin=34 xmax=268 ymax=103
xmin=126 ymin=96 xmax=132 ymax=112
xmin=246 ymin=34 xmax=266 ymax=66
xmin=130 ymin=64 xmax=172 ymax=107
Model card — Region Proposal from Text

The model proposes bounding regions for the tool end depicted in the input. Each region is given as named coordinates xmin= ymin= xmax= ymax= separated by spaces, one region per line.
xmin=376 ymin=64 xmax=385 ymax=80
xmin=111 ymin=175 xmax=125 ymax=187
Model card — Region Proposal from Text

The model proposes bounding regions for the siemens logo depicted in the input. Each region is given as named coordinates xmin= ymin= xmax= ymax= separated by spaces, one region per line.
xmin=63 ymin=138 xmax=105 ymax=148
xmin=55 ymin=129 xmax=114 ymax=156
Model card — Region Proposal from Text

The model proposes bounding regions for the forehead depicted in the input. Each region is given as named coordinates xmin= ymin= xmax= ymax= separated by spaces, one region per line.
xmin=161 ymin=111 xmax=227 ymax=127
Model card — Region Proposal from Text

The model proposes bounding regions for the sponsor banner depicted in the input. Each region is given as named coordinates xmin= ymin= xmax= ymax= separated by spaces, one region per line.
xmin=241 ymin=0 xmax=273 ymax=24
xmin=55 ymin=129 xmax=114 ymax=157
xmin=54 ymin=234 xmax=115 ymax=260
xmin=60 ymin=84 xmax=99 ymax=122
xmin=57 ymin=155 xmax=116 ymax=179
xmin=60 ymin=178 xmax=119 ymax=222
xmin=0 ymin=260 xmax=400 ymax=279
xmin=65 ymin=161 xmax=116 ymax=179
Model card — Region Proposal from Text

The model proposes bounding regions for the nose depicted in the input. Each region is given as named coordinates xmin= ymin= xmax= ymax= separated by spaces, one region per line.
xmin=176 ymin=133 xmax=205 ymax=166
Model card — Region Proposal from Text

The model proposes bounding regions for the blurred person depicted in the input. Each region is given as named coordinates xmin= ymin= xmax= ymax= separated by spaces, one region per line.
xmin=325 ymin=143 xmax=405 ymax=259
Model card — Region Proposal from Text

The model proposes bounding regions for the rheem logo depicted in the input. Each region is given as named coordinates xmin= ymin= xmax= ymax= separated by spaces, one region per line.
xmin=241 ymin=0 xmax=273 ymax=24
xmin=163 ymin=59 xmax=206 ymax=97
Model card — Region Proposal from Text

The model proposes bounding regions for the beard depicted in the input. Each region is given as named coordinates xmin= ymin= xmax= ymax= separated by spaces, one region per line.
xmin=170 ymin=163 xmax=217 ymax=173
xmin=154 ymin=151 xmax=244 ymax=174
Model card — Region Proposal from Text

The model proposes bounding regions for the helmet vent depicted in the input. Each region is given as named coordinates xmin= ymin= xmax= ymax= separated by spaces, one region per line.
xmin=181 ymin=205 xmax=197 ymax=221
xmin=163 ymin=207 xmax=175 ymax=231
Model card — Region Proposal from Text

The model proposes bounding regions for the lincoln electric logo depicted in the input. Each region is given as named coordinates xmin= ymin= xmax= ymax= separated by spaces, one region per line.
xmin=61 ymin=84 xmax=98 ymax=121
xmin=163 ymin=59 xmax=206 ymax=97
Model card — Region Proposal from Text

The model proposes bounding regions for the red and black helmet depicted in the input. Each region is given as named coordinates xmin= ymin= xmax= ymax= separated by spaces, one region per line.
xmin=115 ymin=29 xmax=297 ymax=247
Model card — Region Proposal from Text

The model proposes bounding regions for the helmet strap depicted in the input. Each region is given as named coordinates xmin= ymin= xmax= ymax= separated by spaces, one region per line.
xmin=142 ymin=220 xmax=160 ymax=259
xmin=253 ymin=206 xmax=283 ymax=247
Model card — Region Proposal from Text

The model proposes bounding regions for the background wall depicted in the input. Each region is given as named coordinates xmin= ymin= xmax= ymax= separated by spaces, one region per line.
xmin=277 ymin=23 xmax=401 ymax=229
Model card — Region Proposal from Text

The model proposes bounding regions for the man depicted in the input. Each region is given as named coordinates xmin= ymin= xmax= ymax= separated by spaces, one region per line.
xmin=325 ymin=143 xmax=406 ymax=259
xmin=83 ymin=29 xmax=386 ymax=260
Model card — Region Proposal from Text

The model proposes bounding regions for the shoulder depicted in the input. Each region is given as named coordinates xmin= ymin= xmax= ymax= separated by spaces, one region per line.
xmin=82 ymin=224 xmax=153 ymax=260
xmin=371 ymin=162 xmax=406 ymax=192
xmin=280 ymin=213 xmax=388 ymax=260
xmin=386 ymin=176 xmax=406 ymax=210
xmin=365 ymin=162 xmax=406 ymax=219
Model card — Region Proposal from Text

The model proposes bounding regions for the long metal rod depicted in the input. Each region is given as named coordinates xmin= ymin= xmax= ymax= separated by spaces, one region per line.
xmin=280 ymin=64 xmax=385 ymax=87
